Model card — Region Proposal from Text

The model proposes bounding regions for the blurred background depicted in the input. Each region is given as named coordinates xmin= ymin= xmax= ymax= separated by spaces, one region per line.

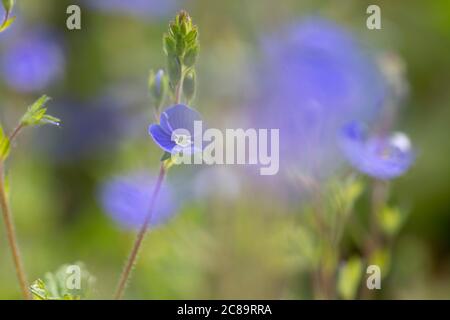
xmin=0 ymin=0 xmax=449 ymax=299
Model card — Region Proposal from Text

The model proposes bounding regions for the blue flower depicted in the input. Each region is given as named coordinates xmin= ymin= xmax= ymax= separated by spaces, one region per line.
xmin=149 ymin=104 xmax=202 ymax=155
xmin=340 ymin=122 xmax=414 ymax=180
xmin=99 ymin=172 xmax=178 ymax=229
xmin=253 ymin=18 xmax=386 ymax=177
xmin=1 ymin=30 xmax=64 ymax=92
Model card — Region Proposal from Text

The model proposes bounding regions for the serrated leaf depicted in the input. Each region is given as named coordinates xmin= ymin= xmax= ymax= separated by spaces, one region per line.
xmin=29 ymin=262 xmax=95 ymax=300
xmin=20 ymin=95 xmax=61 ymax=127
xmin=30 ymin=279 xmax=48 ymax=300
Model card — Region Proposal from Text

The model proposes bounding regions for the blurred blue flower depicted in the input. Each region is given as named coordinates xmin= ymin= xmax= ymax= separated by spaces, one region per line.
xmin=100 ymin=172 xmax=178 ymax=229
xmin=1 ymin=30 xmax=64 ymax=92
xmin=85 ymin=0 xmax=184 ymax=19
xmin=340 ymin=122 xmax=414 ymax=180
xmin=149 ymin=104 xmax=202 ymax=154
xmin=254 ymin=18 xmax=386 ymax=178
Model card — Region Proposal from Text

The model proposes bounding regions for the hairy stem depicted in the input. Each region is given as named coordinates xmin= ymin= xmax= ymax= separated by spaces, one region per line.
xmin=114 ymin=164 xmax=166 ymax=300
xmin=0 ymin=161 xmax=30 ymax=299
xmin=9 ymin=123 xmax=24 ymax=142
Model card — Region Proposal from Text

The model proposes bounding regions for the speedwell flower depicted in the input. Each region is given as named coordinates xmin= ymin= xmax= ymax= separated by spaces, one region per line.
xmin=339 ymin=121 xmax=414 ymax=180
xmin=253 ymin=18 xmax=386 ymax=178
xmin=1 ymin=30 xmax=64 ymax=92
xmin=148 ymin=104 xmax=202 ymax=155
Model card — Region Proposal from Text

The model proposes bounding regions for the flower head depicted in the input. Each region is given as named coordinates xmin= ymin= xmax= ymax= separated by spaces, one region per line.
xmin=339 ymin=122 xmax=414 ymax=180
xmin=99 ymin=172 xmax=178 ymax=229
xmin=148 ymin=104 xmax=202 ymax=155
xmin=253 ymin=18 xmax=386 ymax=177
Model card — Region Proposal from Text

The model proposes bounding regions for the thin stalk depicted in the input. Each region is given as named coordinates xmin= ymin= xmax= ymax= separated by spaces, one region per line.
xmin=9 ymin=123 xmax=24 ymax=142
xmin=0 ymin=161 xmax=30 ymax=299
xmin=175 ymin=68 xmax=185 ymax=104
xmin=114 ymin=164 xmax=166 ymax=300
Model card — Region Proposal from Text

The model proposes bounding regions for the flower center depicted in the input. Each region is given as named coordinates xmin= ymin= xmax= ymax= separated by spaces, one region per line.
xmin=173 ymin=134 xmax=192 ymax=148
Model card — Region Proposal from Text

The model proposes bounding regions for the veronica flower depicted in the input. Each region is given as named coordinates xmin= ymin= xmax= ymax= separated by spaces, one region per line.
xmin=1 ymin=30 xmax=64 ymax=92
xmin=339 ymin=122 xmax=414 ymax=180
xmin=148 ymin=104 xmax=202 ymax=155
xmin=100 ymin=172 xmax=178 ymax=229
xmin=253 ymin=18 xmax=385 ymax=178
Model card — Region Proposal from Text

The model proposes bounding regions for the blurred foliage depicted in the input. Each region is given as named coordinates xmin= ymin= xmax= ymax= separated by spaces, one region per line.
xmin=0 ymin=0 xmax=448 ymax=299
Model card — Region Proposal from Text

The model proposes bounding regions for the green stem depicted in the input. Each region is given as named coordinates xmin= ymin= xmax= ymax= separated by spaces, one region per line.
xmin=175 ymin=68 xmax=185 ymax=104
xmin=114 ymin=164 xmax=166 ymax=299
xmin=9 ymin=123 xmax=24 ymax=142
xmin=0 ymin=161 xmax=30 ymax=299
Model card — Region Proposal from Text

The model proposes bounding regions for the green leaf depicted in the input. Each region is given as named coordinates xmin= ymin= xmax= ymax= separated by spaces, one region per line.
xmin=166 ymin=55 xmax=182 ymax=87
xmin=0 ymin=15 xmax=14 ymax=32
xmin=183 ymin=46 xmax=199 ymax=68
xmin=337 ymin=256 xmax=363 ymax=300
xmin=30 ymin=262 xmax=95 ymax=300
xmin=20 ymin=95 xmax=61 ymax=127
xmin=29 ymin=279 xmax=48 ymax=300
xmin=183 ymin=69 xmax=196 ymax=103
xmin=0 ymin=125 xmax=10 ymax=161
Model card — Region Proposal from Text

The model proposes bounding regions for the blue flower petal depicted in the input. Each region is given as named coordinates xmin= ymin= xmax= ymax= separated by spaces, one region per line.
xmin=340 ymin=122 xmax=414 ymax=180
xmin=148 ymin=124 xmax=176 ymax=153
xmin=160 ymin=104 xmax=202 ymax=136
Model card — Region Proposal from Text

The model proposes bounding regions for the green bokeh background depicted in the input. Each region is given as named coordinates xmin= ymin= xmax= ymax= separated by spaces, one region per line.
xmin=0 ymin=0 xmax=449 ymax=299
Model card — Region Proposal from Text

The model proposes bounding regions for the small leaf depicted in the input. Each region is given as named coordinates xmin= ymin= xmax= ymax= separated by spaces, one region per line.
xmin=337 ymin=256 xmax=363 ymax=300
xmin=183 ymin=46 xmax=199 ymax=68
xmin=20 ymin=95 xmax=61 ymax=127
xmin=0 ymin=16 xmax=14 ymax=32
xmin=30 ymin=279 xmax=48 ymax=300
xmin=29 ymin=262 xmax=95 ymax=300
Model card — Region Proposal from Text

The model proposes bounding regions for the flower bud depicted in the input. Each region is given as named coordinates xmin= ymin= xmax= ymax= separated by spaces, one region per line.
xmin=2 ymin=0 xmax=14 ymax=13
xmin=167 ymin=55 xmax=182 ymax=87
xmin=148 ymin=69 xmax=167 ymax=108
xmin=184 ymin=46 xmax=199 ymax=68
xmin=183 ymin=70 xmax=196 ymax=103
